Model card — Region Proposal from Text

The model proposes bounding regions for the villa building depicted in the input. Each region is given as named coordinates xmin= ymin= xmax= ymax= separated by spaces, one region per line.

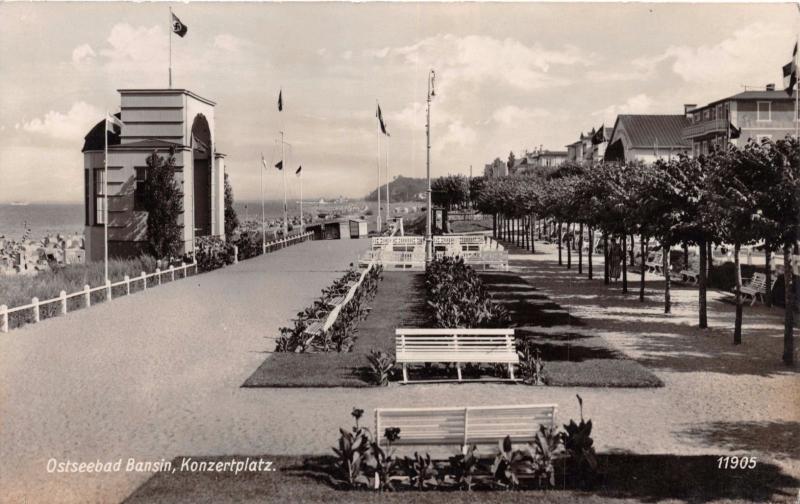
xmin=604 ymin=114 xmax=691 ymax=163
xmin=484 ymin=158 xmax=508 ymax=178
xmin=682 ymin=85 xmax=798 ymax=156
xmin=81 ymin=89 xmax=227 ymax=261
xmin=566 ymin=127 xmax=612 ymax=164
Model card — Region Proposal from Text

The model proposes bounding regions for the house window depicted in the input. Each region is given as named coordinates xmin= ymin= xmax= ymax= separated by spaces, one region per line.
xmin=94 ymin=168 xmax=105 ymax=225
xmin=703 ymin=109 xmax=710 ymax=121
xmin=757 ymin=101 xmax=771 ymax=122
xmin=84 ymin=170 xmax=90 ymax=226
xmin=134 ymin=167 xmax=147 ymax=211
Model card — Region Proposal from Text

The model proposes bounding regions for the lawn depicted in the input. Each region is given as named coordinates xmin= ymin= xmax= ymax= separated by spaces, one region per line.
xmin=242 ymin=273 xmax=426 ymax=387
xmin=122 ymin=454 xmax=798 ymax=504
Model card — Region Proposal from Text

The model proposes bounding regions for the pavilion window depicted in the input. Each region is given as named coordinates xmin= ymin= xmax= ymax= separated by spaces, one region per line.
xmin=757 ymin=101 xmax=771 ymax=122
xmin=94 ymin=168 xmax=105 ymax=225
xmin=134 ymin=166 xmax=147 ymax=211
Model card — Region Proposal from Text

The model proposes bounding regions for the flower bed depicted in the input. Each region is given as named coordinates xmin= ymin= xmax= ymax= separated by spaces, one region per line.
xmin=275 ymin=264 xmax=383 ymax=353
xmin=331 ymin=397 xmax=598 ymax=492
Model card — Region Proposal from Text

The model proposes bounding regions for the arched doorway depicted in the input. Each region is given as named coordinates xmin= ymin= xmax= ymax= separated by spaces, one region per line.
xmin=191 ymin=114 xmax=212 ymax=237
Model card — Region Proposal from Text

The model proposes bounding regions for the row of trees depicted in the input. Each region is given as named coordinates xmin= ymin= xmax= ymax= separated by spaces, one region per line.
xmin=472 ymin=138 xmax=799 ymax=365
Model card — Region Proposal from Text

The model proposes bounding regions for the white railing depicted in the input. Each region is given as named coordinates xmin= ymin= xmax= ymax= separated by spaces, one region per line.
xmin=260 ymin=232 xmax=314 ymax=256
xmin=434 ymin=250 xmax=509 ymax=270
xmin=0 ymin=261 xmax=198 ymax=333
xmin=359 ymin=249 xmax=425 ymax=270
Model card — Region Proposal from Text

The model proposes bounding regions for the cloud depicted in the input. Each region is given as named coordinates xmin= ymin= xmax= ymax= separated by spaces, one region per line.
xmin=22 ymin=101 xmax=102 ymax=141
xmin=213 ymin=33 xmax=248 ymax=52
xmin=71 ymin=44 xmax=96 ymax=65
xmin=98 ymin=23 xmax=168 ymax=79
xmin=370 ymin=34 xmax=589 ymax=91
xmin=437 ymin=120 xmax=477 ymax=150
xmin=492 ymin=105 xmax=550 ymax=125
xmin=592 ymin=93 xmax=656 ymax=122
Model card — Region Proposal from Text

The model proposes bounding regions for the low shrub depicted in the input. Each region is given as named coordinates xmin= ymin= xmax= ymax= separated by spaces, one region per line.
xmin=194 ymin=236 xmax=235 ymax=272
xmin=233 ymin=230 xmax=263 ymax=260
xmin=366 ymin=349 xmax=395 ymax=386
xmin=517 ymin=340 xmax=546 ymax=385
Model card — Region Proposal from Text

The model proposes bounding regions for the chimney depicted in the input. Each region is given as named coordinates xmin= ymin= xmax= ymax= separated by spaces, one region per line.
xmin=684 ymin=104 xmax=696 ymax=117
xmin=766 ymin=83 xmax=775 ymax=91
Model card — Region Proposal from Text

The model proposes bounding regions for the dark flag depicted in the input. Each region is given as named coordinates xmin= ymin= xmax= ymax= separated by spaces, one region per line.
xmin=783 ymin=42 xmax=798 ymax=96
xmin=376 ymin=103 xmax=390 ymax=136
xmin=275 ymin=160 xmax=283 ymax=170
xmin=295 ymin=165 xmax=302 ymax=177
xmin=171 ymin=12 xmax=188 ymax=37
xmin=278 ymin=90 xmax=283 ymax=111
xmin=729 ymin=123 xmax=742 ymax=139
xmin=591 ymin=125 xmax=605 ymax=145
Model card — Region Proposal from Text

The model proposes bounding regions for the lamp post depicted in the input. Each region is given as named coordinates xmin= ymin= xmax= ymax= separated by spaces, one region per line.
xmin=425 ymin=69 xmax=436 ymax=264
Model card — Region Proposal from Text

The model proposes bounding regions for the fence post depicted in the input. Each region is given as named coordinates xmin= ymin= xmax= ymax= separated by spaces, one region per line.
xmin=60 ymin=290 xmax=67 ymax=315
xmin=84 ymin=284 xmax=91 ymax=307
xmin=106 ymin=279 xmax=112 ymax=301
xmin=156 ymin=268 xmax=161 ymax=286
xmin=141 ymin=271 xmax=147 ymax=291
xmin=1 ymin=304 xmax=7 ymax=333
xmin=32 ymin=297 xmax=40 ymax=323
xmin=233 ymin=245 xmax=239 ymax=264
xmin=124 ymin=275 xmax=130 ymax=295
xmin=170 ymin=265 xmax=175 ymax=281
xmin=180 ymin=262 xmax=186 ymax=279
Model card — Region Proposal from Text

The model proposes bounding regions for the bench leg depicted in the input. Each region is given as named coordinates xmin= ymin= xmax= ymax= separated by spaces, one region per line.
xmin=508 ymin=363 xmax=515 ymax=381
xmin=402 ymin=364 xmax=409 ymax=384
xmin=456 ymin=363 xmax=463 ymax=382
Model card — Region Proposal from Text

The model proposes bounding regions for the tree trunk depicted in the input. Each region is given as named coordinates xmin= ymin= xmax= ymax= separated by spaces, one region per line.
xmin=578 ymin=223 xmax=584 ymax=275
xmin=683 ymin=242 xmax=689 ymax=273
xmin=764 ymin=246 xmax=772 ymax=307
xmin=622 ymin=234 xmax=628 ymax=294
xmin=588 ymin=227 xmax=593 ymax=280
xmin=663 ymin=242 xmax=671 ymax=314
xmin=630 ymin=234 xmax=636 ymax=266
xmin=492 ymin=213 xmax=497 ymax=239
xmin=699 ymin=237 xmax=708 ymax=329
xmin=531 ymin=214 xmax=536 ymax=253
xmin=783 ymin=245 xmax=796 ymax=365
xmin=733 ymin=242 xmax=743 ymax=345
xmin=567 ymin=223 xmax=572 ymax=269
xmin=603 ymin=233 xmax=609 ymax=285
xmin=640 ymin=235 xmax=647 ymax=302
xmin=558 ymin=221 xmax=563 ymax=266
xmin=707 ymin=241 xmax=714 ymax=268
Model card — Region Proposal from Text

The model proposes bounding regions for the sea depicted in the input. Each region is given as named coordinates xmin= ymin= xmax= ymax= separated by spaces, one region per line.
xmin=0 ymin=199 xmax=405 ymax=241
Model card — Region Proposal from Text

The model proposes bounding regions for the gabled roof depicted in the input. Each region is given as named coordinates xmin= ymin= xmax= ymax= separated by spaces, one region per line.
xmin=609 ymin=115 xmax=690 ymax=149
xmin=708 ymin=89 xmax=797 ymax=107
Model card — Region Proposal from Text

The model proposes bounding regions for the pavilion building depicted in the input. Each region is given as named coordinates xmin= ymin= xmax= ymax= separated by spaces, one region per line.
xmin=81 ymin=89 xmax=226 ymax=261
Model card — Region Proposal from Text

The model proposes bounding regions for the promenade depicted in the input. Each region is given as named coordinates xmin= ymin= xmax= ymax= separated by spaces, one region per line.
xmin=2 ymin=238 xmax=798 ymax=503
xmin=0 ymin=238 xmax=366 ymax=504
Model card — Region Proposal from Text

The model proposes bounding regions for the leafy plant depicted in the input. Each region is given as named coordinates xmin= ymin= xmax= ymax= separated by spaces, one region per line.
xmin=331 ymin=408 xmax=372 ymax=489
xmin=491 ymin=435 xmax=529 ymax=490
xmin=364 ymin=428 xmax=401 ymax=491
xmin=563 ymin=394 xmax=598 ymax=487
xmin=517 ymin=341 xmax=546 ymax=385
xmin=447 ymin=444 xmax=480 ymax=491
xmin=530 ymin=424 xmax=563 ymax=488
xmin=366 ymin=349 xmax=395 ymax=386
xmin=403 ymin=452 xmax=438 ymax=491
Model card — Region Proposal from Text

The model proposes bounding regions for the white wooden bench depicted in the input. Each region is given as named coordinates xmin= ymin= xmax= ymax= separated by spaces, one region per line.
xmin=395 ymin=328 xmax=518 ymax=383
xmin=734 ymin=272 xmax=776 ymax=306
xmin=375 ymin=404 xmax=557 ymax=449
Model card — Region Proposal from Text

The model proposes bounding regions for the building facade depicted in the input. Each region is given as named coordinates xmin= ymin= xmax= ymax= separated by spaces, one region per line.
xmin=483 ymin=158 xmax=508 ymax=178
xmin=682 ymin=86 xmax=798 ymax=156
xmin=82 ymin=89 xmax=226 ymax=261
xmin=604 ymin=114 xmax=691 ymax=163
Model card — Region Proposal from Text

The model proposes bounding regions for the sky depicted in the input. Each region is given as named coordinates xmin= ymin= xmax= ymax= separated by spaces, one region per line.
xmin=1 ymin=2 xmax=799 ymax=203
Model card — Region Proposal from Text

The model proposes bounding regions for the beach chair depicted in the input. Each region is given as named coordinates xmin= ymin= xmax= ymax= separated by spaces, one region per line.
xmin=734 ymin=272 xmax=776 ymax=306
xmin=645 ymin=252 xmax=663 ymax=274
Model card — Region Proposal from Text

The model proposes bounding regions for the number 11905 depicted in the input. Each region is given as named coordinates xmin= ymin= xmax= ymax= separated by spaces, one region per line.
xmin=718 ymin=456 xmax=757 ymax=469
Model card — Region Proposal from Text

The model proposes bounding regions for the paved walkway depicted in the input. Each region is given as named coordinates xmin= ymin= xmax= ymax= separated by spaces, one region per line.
xmin=0 ymin=238 xmax=366 ymax=504
xmin=2 ymin=238 xmax=798 ymax=503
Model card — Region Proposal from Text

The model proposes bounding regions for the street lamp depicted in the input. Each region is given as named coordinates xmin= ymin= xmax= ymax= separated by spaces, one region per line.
xmin=425 ymin=69 xmax=436 ymax=264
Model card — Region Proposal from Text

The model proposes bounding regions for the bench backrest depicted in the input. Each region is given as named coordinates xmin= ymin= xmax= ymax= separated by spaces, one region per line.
xmin=375 ymin=404 xmax=557 ymax=448
xmin=395 ymin=328 xmax=515 ymax=354
xmin=748 ymin=272 xmax=767 ymax=290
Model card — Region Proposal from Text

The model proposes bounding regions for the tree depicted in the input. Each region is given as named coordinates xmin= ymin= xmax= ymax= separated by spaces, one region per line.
xmin=432 ymin=175 xmax=470 ymax=209
xmin=223 ymin=172 xmax=239 ymax=241
xmin=142 ymin=149 xmax=183 ymax=259
xmin=507 ymin=151 xmax=517 ymax=174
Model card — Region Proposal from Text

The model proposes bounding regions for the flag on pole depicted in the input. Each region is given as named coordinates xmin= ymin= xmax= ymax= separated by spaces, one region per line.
xmin=278 ymin=90 xmax=283 ymax=111
xmin=295 ymin=165 xmax=302 ymax=177
xmin=729 ymin=122 xmax=742 ymax=139
xmin=106 ymin=113 xmax=124 ymax=133
xmin=591 ymin=125 xmax=605 ymax=145
xmin=261 ymin=153 xmax=268 ymax=170
xmin=275 ymin=160 xmax=283 ymax=170
xmin=376 ymin=103 xmax=390 ymax=136
xmin=171 ymin=12 xmax=188 ymax=37
xmin=783 ymin=42 xmax=798 ymax=96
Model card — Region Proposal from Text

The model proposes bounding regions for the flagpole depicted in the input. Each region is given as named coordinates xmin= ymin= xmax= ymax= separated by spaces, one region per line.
xmin=796 ymin=34 xmax=799 ymax=140
xmin=261 ymin=153 xmax=265 ymax=253
xmin=375 ymin=100 xmax=382 ymax=234
xmin=385 ymin=140 xmax=390 ymax=230
xmin=425 ymin=70 xmax=434 ymax=264
xmin=168 ymin=7 xmax=172 ymax=88
xmin=281 ymin=131 xmax=288 ymax=236
xmin=299 ymin=170 xmax=303 ymax=228
xmin=103 ymin=112 xmax=109 ymax=284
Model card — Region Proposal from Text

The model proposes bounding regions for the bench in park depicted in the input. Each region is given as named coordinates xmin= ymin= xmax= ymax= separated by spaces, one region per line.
xmin=645 ymin=252 xmax=663 ymax=274
xmin=375 ymin=404 xmax=557 ymax=450
xmin=395 ymin=328 xmax=518 ymax=383
xmin=734 ymin=272 xmax=777 ymax=306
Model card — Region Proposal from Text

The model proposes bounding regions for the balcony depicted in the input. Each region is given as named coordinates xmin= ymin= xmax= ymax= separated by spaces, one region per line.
xmin=682 ymin=118 xmax=727 ymax=139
